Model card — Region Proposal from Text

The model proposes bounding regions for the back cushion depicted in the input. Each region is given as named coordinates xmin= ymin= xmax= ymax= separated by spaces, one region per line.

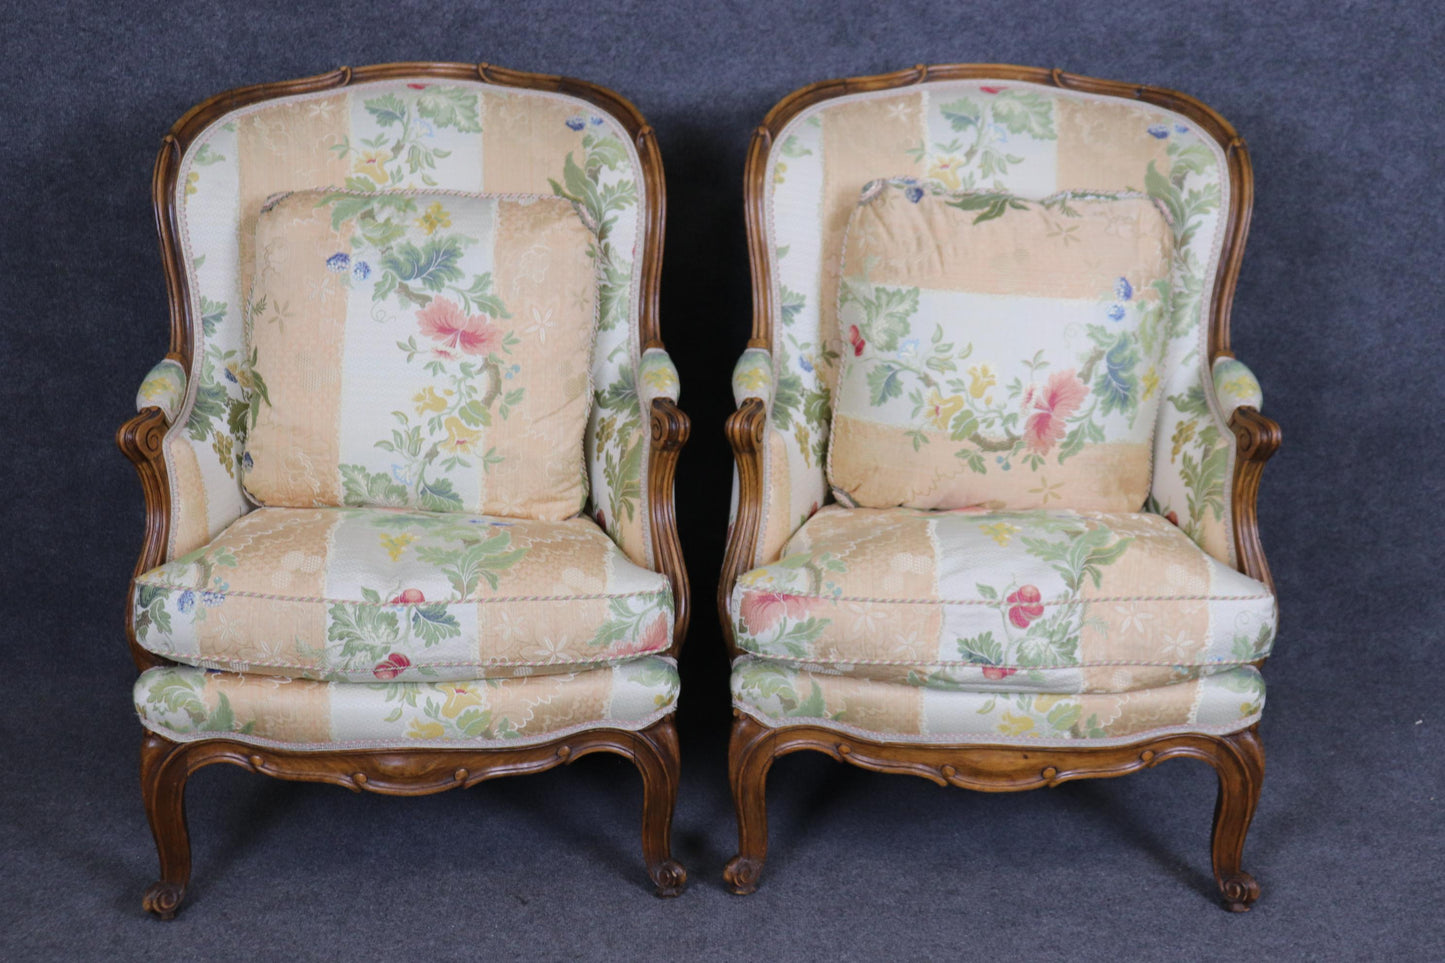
xmin=827 ymin=179 xmax=1173 ymax=512
xmin=243 ymin=190 xmax=597 ymax=520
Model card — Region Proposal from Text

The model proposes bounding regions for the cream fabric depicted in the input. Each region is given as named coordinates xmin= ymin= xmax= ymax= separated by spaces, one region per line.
xmin=732 ymin=656 xmax=1263 ymax=746
xmin=243 ymin=190 xmax=596 ymax=521
xmin=730 ymin=505 xmax=1274 ymax=693
xmin=828 ymin=180 xmax=1172 ymax=512
xmin=133 ymin=507 xmax=673 ymax=683
xmin=751 ymin=81 xmax=1240 ymax=567
xmin=165 ymin=79 xmax=657 ymax=566
xmin=136 ymin=656 xmax=679 ymax=750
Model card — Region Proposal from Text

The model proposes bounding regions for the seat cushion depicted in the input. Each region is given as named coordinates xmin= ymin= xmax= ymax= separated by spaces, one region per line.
xmin=133 ymin=507 xmax=672 ymax=683
xmin=243 ymin=190 xmax=597 ymax=520
xmin=729 ymin=506 xmax=1274 ymax=693
xmin=731 ymin=656 xmax=1262 ymax=747
xmin=827 ymin=179 xmax=1173 ymax=512
xmin=136 ymin=657 xmax=678 ymax=750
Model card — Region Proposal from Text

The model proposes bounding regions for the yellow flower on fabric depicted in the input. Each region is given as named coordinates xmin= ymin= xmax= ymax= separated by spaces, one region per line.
xmin=1029 ymin=476 xmax=1063 ymax=504
xmin=440 ymin=685 xmax=485 ymax=720
xmin=355 ymin=150 xmax=390 ymax=185
xmin=439 ymin=416 xmax=481 ymax=456
xmin=642 ymin=365 xmax=678 ymax=393
xmin=998 ymin=711 xmax=1036 ymax=736
xmin=379 ymin=533 xmax=415 ymax=562
xmin=1142 ymin=367 xmax=1160 ymax=400
xmin=736 ymin=366 xmax=769 ymax=392
xmin=979 ymin=522 xmax=1019 ymax=546
xmin=185 ymin=171 xmax=200 ymax=196
xmin=416 ymin=201 xmax=452 ymax=235
xmin=1223 ymin=375 xmax=1254 ymax=400
xmin=926 ymin=156 xmax=965 ymax=190
xmin=408 ymin=720 xmax=445 ymax=740
xmin=1034 ymin=695 xmax=1064 ymax=712
xmin=139 ymin=377 xmax=172 ymax=402
xmin=225 ymin=361 xmax=254 ymax=389
xmin=413 ymin=386 xmax=450 ymax=414
xmin=924 ymin=388 xmax=964 ymax=432
xmin=967 ymin=364 xmax=996 ymax=399
xmin=773 ymin=161 xmax=788 ymax=185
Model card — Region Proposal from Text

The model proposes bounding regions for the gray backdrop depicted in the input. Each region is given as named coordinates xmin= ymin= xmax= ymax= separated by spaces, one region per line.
xmin=2 ymin=0 xmax=1441 ymax=959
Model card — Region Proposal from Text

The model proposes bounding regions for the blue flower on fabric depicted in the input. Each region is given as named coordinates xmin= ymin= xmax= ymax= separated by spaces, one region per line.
xmin=242 ymin=452 xmax=254 ymax=471
xmin=904 ymin=185 xmax=924 ymax=204
xmin=565 ymin=115 xmax=587 ymax=131
xmin=799 ymin=356 xmax=814 ymax=373
xmin=590 ymin=116 xmax=604 ymax=126
xmin=177 ymin=590 xmax=195 ymax=614
xmin=201 ymin=591 xmax=225 ymax=607
xmin=352 ymin=260 xmax=371 ymax=282
xmin=223 ymin=366 xmax=239 ymax=384
xmin=899 ymin=338 xmax=920 ymax=358
xmin=1175 ymin=124 xmax=1189 ymax=134
xmin=1115 ymin=277 xmax=1133 ymax=301
xmin=1106 ymin=304 xmax=1126 ymax=322
xmin=326 ymin=252 xmax=351 ymax=272
xmin=1147 ymin=124 xmax=1170 ymax=139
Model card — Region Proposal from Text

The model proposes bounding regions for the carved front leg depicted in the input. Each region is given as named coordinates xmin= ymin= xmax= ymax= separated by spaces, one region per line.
xmin=1209 ymin=726 xmax=1265 ymax=911
xmin=724 ymin=712 xmax=777 ymax=894
xmin=139 ymin=733 xmax=194 ymax=919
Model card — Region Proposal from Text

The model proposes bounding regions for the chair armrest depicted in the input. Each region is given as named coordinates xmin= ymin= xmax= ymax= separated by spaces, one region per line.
xmin=719 ymin=396 xmax=768 ymax=658
xmin=638 ymin=347 xmax=680 ymax=406
xmin=1228 ymin=404 xmax=1282 ymax=597
xmin=1213 ymin=357 xmax=1263 ymax=419
xmin=642 ymin=347 xmax=690 ymax=653
xmin=135 ymin=358 xmax=187 ymax=424
xmin=731 ymin=347 xmax=774 ymax=407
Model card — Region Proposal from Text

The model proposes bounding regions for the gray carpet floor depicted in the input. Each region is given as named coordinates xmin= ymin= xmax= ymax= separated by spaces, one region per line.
xmin=2 ymin=0 xmax=1442 ymax=958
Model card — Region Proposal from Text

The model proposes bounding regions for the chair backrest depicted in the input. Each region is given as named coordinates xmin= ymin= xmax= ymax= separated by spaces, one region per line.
xmin=154 ymin=64 xmax=665 ymax=568
xmin=746 ymin=65 xmax=1250 ymax=566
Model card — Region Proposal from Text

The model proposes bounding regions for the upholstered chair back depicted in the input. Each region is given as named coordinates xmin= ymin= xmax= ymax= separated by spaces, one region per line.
xmin=156 ymin=66 xmax=665 ymax=569
xmin=745 ymin=68 xmax=1249 ymax=568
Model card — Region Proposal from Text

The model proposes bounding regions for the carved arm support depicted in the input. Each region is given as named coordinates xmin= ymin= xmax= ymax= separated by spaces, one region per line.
xmin=120 ymin=359 xmax=186 ymax=672
xmin=641 ymin=348 xmax=690 ymax=654
xmin=1228 ymin=404 xmax=1281 ymax=597
xmin=720 ymin=396 xmax=768 ymax=659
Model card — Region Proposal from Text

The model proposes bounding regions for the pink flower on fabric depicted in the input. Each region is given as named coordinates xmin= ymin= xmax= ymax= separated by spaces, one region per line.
xmin=739 ymin=591 xmax=814 ymax=634
xmin=391 ymin=588 xmax=425 ymax=604
xmin=982 ymin=666 xmax=1019 ymax=680
xmin=373 ymin=652 xmax=413 ymax=680
xmin=416 ymin=297 xmax=502 ymax=356
xmin=1007 ymin=585 xmax=1045 ymax=628
xmin=618 ymin=614 xmax=671 ymax=657
xmin=1022 ymin=369 xmax=1088 ymax=455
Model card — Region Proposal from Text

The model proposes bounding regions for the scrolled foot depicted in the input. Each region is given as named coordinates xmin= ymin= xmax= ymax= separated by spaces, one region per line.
xmin=142 ymin=881 xmax=186 ymax=920
xmin=1220 ymin=872 xmax=1260 ymax=912
xmin=650 ymin=859 xmax=687 ymax=898
xmin=724 ymin=855 xmax=763 ymax=895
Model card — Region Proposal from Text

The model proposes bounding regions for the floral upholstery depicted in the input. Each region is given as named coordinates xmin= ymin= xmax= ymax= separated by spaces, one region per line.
xmin=136 ymin=656 xmax=678 ymax=750
xmin=243 ymin=190 xmax=597 ymax=520
xmin=750 ymin=80 xmax=1243 ymax=567
xmin=1212 ymin=357 xmax=1263 ymax=416
xmin=732 ymin=656 xmax=1262 ymax=746
xmin=731 ymin=505 xmax=1274 ymax=694
xmin=732 ymin=348 xmax=774 ymax=406
xmin=829 ymin=180 xmax=1173 ymax=512
xmin=133 ymin=507 xmax=672 ymax=683
xmin=136 ymin=359 xmax=187 ymax=423
xmin=160 ymin=79 xmax=659 ymax=567
xmin=637 ymin=347 xmax=680 ymax=404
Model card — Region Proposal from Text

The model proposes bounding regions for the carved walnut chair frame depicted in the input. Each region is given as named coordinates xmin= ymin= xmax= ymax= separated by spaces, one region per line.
xmin=718 ymin=64 xmax=1280 ymax=911
xmin=119 ymin=62 xmax=691 ymax=917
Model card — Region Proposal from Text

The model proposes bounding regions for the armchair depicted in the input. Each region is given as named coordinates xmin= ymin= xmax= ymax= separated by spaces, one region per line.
xmin=119 ymin=62 xmax=689 ymax=916
xmin=720 ymin=65 xmax=1280 ymax=910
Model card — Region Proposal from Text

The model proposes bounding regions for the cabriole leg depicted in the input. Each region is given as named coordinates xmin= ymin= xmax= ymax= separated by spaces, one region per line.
xmin=632 ymin=718 xmax=686 ymax=897
xmin=1208 ymin=727 xmax=1265 ymax=911
xmin=724 ymin=712 xmax=776 ymax=895
xmin=139 ymin=733 xmax=194 ymax=919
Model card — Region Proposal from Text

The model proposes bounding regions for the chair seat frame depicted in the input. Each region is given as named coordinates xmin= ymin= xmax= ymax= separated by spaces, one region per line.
xmin=718 ymin=64 xmax=1280 ymax=911
xmin=120 ymin=62 xmax=691 ymax=916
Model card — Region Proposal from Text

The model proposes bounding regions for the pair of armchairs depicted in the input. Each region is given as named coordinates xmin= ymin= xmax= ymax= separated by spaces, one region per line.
xmin=121 ymin=62 xmax=1278 ymax=917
